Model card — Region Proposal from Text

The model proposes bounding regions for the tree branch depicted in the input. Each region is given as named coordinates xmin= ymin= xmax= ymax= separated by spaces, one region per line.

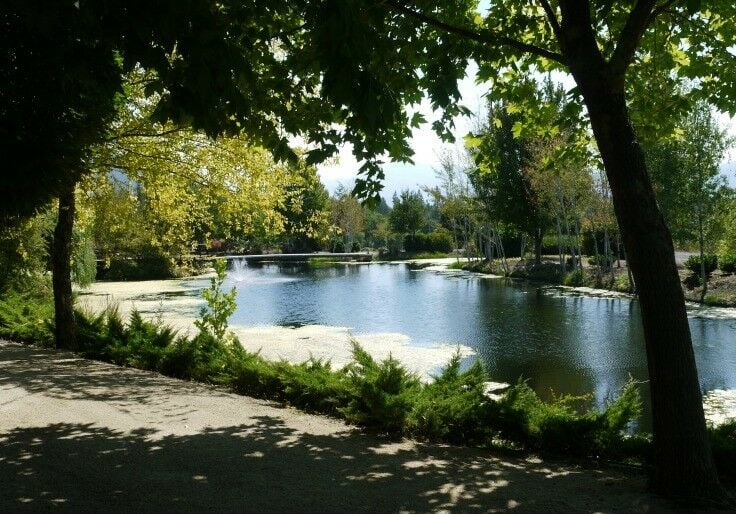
xmin=383 ymin=0 xmax=566 ymax=65
xmin=653 ymin=0 xmax=679 ymax=18
xmin=104 ymin=126 xmax=188 ymax=143
xmin=538 ymin=0 xmax=563 ymax=42
xmin=609 ymin=0 xmax=658 ymax=79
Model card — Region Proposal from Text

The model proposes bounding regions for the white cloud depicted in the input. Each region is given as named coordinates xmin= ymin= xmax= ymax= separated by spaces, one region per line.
xmin=317 ymin=63 xmax=736 ymax=196
xmin=317 ymin=64 xmax=489 ymax=197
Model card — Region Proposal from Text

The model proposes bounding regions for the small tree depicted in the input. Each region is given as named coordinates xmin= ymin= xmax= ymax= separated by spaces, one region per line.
xmin=389 ymin=190 xmax=427 ymax=237
xmin=195 ymin=259 xmax=237 ymax=343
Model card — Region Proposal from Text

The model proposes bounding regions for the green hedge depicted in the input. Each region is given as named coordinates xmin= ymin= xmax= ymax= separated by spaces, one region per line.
xmin=684 ymin=254 xmax=718 ymax=275
xmin=404 ymin=229 xmax=453 ymax=254
xmin=719 ymin=254 xmax=736 ymax=274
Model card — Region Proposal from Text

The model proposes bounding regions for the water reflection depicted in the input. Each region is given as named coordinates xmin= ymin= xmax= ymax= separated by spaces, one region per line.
xmin=227 ymin=262 xmax=736 ymax=423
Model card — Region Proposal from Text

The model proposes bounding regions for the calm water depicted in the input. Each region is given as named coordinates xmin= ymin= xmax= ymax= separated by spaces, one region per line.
xmin=227 ymin=262 xmax=736 ymax=419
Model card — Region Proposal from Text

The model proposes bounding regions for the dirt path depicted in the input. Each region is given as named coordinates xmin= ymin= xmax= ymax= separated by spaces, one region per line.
xmin=0 ymin=341 xmax=688 ymax=513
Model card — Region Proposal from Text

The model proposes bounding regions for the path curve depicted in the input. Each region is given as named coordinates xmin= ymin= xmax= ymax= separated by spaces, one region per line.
xmin=0 ymin=341 xmax=690 ymax=513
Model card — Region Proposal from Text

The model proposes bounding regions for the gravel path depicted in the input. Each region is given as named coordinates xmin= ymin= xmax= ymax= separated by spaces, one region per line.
xmin=0 ymin=341 xmax=689 ymax=513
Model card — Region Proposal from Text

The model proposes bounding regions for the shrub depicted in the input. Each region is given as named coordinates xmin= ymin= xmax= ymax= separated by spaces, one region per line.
xmin=194 ymin=259 xmax=237 ymax=342
xmin=0 ymin=212 xmax=54 ymax=293
xmin=160 ymin=331 xmax=234 ymax=382
xmin=341 ymin=342 xmax=421 ymax=433
xmin=684 ymin=254 xmax=718 ymax=275
xmin=350 ymin=242 xmax=362 ymax=252
xmin=428 ymin=229 xmax=454 ymax=254
xmin=588 ymin=254 xmax=613 ymax=268
xmin=226 ymin=346 xmax=283 ymax=397
xmin=408 ymin=355 xmax=496 ymax=444
xmin=404 ymin=229 xmax=453 ymax=254
xmin=613 ymin=273 xmax=630 ymax=292
xmin=72 ymin=230 xmax=97 ymax=287
xmin=101 ymin=253 xmax=177 ymax=281
xmin=332 ymin=239 xmax=345 ymax=253
xmin=562 ymin=269 xmax=585 ymax=286
xmin=0 ymin=289 xmax=54 ymax=346
xmin=710 ymin=420 xmax=736 ymax=479
xmin=1 ymin=281 xmax=651 ymax=468
xmin=719 ymin=253 xmax=736 ymax=274
xmin=273 ymin=357 xmax=351 ymax=414
xmin=496 ymin=380 xmax=642 ymax=457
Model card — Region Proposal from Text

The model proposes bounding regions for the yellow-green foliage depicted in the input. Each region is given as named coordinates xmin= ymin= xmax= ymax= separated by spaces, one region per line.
xmin=0 ymin=289 xmax=54 ymax=345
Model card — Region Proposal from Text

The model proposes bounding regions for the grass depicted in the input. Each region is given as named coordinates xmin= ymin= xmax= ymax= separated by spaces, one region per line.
xmin=446 ymin=260 xmax=466 ymax=270
xmin=307 ymin=257 xmax=346 ymax=268
xmin=1 ymin=290 xmax=734 ymax=479
xmin=407 ymin=251 xmax=452 ymax=260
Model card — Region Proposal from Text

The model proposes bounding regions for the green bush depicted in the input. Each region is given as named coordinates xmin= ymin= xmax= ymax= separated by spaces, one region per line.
xmin=159 ymin=331 xmax=234 ymax=383
xmin=497 ymin=379 xmax=641 ymax=456
xmin=97 ymin=243 xmax=179 ymax=281
xmin=332 ymin=239 xmax=346 ymax=253
xmin=408 ymin=355 xmax=496 ymax=444
xmin=404 ymin=229 xmax=453 ymax=254
xmin=341 ymin=342 xmax=421 ymax=433
xmin=0 ymin=212 xmax=54 ymax=293
xmin=562 ymin=269 xmax=585 ymax=286
xmin=75 ymin=308 xmax=177 ymax=369
xmin=709 ymin=420 xmax=736 ymax=479
xmin=194 ymin=259 xmax=236 ymax=342
xmin=719 ymin=254 xmax=736 ymax=274
xmin=588 ymin=254 xmax=613 ymax=268
xmin=271 ymin=357 xmax=351 ymax=414
xmin=0 ymin=289 xmax=54 ymax=345
xmin=72 ymin=229 xmax=97 ymax=287
xmin=101 ymin=255 xmax=176 ymax=281
xmin=684 ymin=254 xmax=718 ymax=275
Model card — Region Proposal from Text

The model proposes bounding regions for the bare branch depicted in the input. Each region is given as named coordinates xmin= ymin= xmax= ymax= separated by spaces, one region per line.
xmin=383 ymin=0 xmax=566 ymax=65
xmin=609 ymin=0 xmax=659 ymax=79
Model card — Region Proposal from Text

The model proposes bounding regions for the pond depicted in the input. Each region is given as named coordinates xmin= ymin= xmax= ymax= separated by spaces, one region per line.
xmin=80 ymin=260 xmax=736 ymax=426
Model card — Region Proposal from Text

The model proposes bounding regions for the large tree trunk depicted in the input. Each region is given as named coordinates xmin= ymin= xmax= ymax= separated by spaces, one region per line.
xmin=558 ymin=4 xmax=723 ymax=500
xmin=578 ymin=85 xmax=722 ymax=500
xmin=533 ymin=228 xmax=542 ymax=265
xmin=53 ymin=182 xmax=77 ymax=350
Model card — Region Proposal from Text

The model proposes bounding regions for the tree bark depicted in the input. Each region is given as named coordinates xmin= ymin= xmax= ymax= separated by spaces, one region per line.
xmin=53 ymin=181 xmax=77 ymax=350
xmin=572 ymin=76 xmax=722 ymax=502
xmin=555 ymin=213 xmax=564 ymax=271
xmin=533 ymin=228 xmax=543 ymax=265
xmin=557 ymin=3 xmax=723 ymax=499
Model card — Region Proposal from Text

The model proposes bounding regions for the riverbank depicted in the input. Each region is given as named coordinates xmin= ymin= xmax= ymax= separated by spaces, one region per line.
xmin=450 ymin=257 xmax=736 ymax=308
xmin=76 ymin=275 xmax=474 ymax=382
xmin=0 ymin=341 xmax=699 ymax=512
xmin=74 ymin=260 xmax=736 ymax=424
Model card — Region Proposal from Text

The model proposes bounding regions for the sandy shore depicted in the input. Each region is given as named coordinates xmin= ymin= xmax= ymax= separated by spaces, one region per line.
xmin=0 ymin=341 xmax=691 ymax=513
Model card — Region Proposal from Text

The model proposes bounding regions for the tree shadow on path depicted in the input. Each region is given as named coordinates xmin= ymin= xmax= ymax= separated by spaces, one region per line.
xmin=0 ymin=342 xmax=681 ymax=512
xmin=0 ymin=419 xmax=671 ymax=513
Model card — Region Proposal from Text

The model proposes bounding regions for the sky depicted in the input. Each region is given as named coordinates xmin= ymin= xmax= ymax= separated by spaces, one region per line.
xmin=316 ymin=68 xmax=736 ymax=202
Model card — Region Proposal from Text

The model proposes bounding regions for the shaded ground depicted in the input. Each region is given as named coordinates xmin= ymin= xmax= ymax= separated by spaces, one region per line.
xmin=0 ymin=341 xmax=692 ymax=513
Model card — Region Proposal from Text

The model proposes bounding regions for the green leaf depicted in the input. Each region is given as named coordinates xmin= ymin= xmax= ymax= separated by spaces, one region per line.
xmin=511 ymin=121 xmax=523 ymax=139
